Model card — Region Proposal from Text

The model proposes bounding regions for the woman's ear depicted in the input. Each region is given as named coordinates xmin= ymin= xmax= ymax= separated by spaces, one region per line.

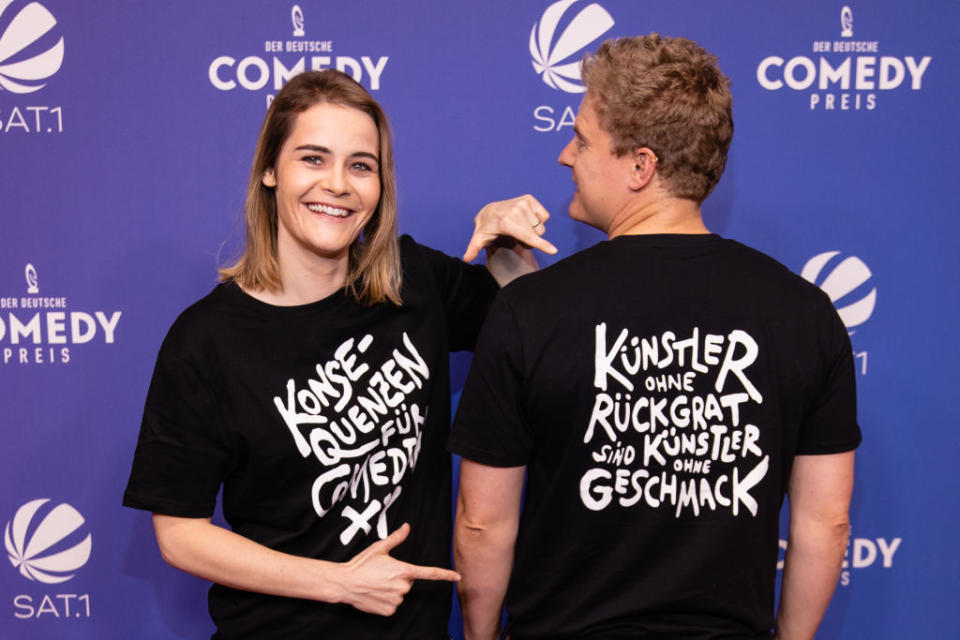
xmin=262 ymin=168 xmax=277 ymax=187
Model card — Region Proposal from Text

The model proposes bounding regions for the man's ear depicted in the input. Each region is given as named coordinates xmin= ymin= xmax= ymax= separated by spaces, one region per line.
xmin=628 ymin=148 xmax=658 ymax=191
xmin=262 ymin=168 xmax=277 ymax=188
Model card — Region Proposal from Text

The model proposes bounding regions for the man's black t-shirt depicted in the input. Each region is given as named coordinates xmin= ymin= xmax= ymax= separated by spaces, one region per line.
xmin=449 ymin=234 xmax=861 ymax=639
xmin=124 ymin=236 xmax=497 ymax=639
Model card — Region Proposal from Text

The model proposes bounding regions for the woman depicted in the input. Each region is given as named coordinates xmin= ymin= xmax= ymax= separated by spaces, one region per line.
xmin=123 ymin=70 xmax=553 ymax=639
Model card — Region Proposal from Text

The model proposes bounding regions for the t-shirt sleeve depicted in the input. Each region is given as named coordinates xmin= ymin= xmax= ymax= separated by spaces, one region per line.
xmin=123 ymin=327 xmax=233 ymax=517
xmin=402 ymin=235 xmax=498 ymax=352
xmin=796 ymin=301 xmax=862 ymax=455
xmin=448 ymin=293 xmax=532 ymax=466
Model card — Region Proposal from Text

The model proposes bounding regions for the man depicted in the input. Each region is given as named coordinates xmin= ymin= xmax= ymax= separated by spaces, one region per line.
xmin=448 ymin=34 xmax=859 ymax=640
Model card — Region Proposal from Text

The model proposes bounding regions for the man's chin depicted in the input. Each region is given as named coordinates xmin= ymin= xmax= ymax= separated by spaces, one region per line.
xmin=568 ymin=207 xmax=610 ymax=235
xmin=567 ymin=202 xmax=586 ymax=222
xmin=568 ymin=204 xmax=594 ymax=226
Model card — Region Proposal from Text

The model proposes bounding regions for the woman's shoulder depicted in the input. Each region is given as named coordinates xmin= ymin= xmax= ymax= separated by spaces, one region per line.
xmin=398 ymin=234 xmax=454 ymax=267
xmin=397 ymin=234 xmax=464 ymax=286
xmin=159 ymin=283 xmax=243 ymax=355
xmin=173 ymin=281 xmax=239 ymax=321
xmin=396 ymin=234 xmax=497 ymax=313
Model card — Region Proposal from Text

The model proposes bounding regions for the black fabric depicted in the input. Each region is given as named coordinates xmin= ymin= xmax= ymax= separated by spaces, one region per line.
xmin=449 ymin=234 xmax=860 ymax=639
xmin=124 ymin=235 xmax=497 ymax=639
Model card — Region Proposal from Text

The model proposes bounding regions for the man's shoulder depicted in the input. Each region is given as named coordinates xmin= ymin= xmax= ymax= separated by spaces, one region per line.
xmin=498 ymin=235 xmax=834 ymax=318
xmin=716 ymin=236 xmax=791 ymax=274
xmin=497 ymin=241 xmax=611 ymax=302
xmin=722 ymin=239 xmax=836 ymax=307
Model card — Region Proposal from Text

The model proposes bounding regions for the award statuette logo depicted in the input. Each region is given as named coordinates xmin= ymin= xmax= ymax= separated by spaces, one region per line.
xmin=291 ymin=4 xmax=305 ymax=38
xmin=754 ymin=3 xmax=931 ymax=112
xmin=208 ymin=1 xmax=387 ymax=99
xmin=840 ymin=6 xmax=854 ymax=38
xmin=0 ymin=0 xmax=64 ymax=93
xmin=25 ymin=263 xmax=39 ymax=294
xmin=5 ymin=499 xmax=92 ymax=584
xmin=530 ymin=0 xmax=614 ymax=93
xmin=801 ymin=251 xmax=876 ymax=330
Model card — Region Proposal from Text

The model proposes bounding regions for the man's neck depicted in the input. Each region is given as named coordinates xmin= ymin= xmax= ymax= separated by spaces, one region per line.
xmin=607 ymin=196 xmax=708 ymax=239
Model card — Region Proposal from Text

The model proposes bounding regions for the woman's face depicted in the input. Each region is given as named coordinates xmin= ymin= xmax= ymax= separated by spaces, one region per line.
xmin=264 ymin=101 xmax=381 ymax=267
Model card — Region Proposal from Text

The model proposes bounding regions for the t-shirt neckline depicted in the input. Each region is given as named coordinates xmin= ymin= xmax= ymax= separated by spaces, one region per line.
xmin=221 ymin=281 xmax=350 ymax=315
xmin=607 ymin=232 xmax=723 ymax=248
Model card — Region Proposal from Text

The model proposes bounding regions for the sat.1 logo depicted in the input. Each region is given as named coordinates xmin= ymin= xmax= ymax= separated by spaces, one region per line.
xmin=5 ymin=499 xmax=93 ymax=619
xmin=0 ymin=0 xmax=66 ymax=135
xmin=531 ymin=0 xmax=614 ymax=132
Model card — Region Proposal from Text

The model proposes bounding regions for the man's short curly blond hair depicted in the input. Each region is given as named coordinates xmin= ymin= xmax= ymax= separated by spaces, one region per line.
xmin=581 ymin=34 xmax=734 ymax=203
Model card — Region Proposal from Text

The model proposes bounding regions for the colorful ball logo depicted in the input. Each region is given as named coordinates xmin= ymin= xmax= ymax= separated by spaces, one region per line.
xmin=801 ymin=251 xmax=877 ymax=329
xmin=5 ymin=499 xmax=92 ymax=584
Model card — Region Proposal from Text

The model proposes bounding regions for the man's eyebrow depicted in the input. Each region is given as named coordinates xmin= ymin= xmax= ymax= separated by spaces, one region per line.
xmin=573 ymin=124 xmax=587 ymax=142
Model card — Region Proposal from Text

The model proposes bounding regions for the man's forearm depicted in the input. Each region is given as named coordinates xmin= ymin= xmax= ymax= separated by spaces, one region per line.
xmin=454 ymin=461 xmax=525 ymax=640
xmin=454 ymin=514 xmax=516 ymax=640
xmin=776 ymin=451 xmax=855 ymax=639
xmin=776 ymin=516 xmax=850 ymax=639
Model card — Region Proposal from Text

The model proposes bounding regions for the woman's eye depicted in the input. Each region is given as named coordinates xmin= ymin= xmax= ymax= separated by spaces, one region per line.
xmin=302 ymin=155 xmax=323 ymax=165
xmin=352 ymin=161 xmax=374 ymax=172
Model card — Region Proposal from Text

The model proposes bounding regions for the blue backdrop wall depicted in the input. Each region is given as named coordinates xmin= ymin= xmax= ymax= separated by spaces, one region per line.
xmin=1 ymin=1 xmax=957 ymax=637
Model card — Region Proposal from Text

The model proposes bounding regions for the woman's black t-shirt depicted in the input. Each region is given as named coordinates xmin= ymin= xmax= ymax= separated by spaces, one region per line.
xmin=124 ymin=236 xmax=497 ymax=639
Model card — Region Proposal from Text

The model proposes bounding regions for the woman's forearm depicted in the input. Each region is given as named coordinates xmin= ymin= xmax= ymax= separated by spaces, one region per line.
xmin=152 ymin=515 xmax=458 ymax=616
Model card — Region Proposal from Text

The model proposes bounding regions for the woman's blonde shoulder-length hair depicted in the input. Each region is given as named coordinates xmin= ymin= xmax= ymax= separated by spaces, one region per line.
xmin=219 ymin=69 xmax=402 ymax=306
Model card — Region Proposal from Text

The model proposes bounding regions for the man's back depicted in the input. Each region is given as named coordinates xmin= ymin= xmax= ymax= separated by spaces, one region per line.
xmin=450 ymin=234 xmax=860 ymax=638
